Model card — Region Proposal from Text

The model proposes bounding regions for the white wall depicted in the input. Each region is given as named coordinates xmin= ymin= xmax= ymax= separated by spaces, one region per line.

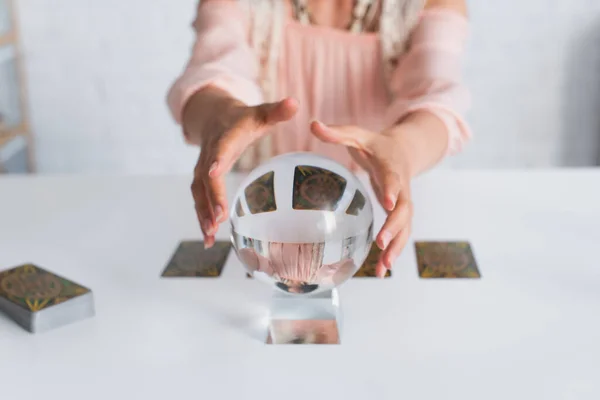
xmin=16 ymin=0 xmax=200 ymax=174
xmin=458 ymin=0 xmax=600 ymax=168
xmin=14 ymin=0 xmax=600 ymax=173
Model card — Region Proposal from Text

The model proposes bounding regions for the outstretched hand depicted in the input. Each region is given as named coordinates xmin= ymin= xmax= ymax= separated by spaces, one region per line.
xmin=190 ymin=96 xmax=298 ymax=248
xmin=311 ymin=121 xmax=414 ymax=278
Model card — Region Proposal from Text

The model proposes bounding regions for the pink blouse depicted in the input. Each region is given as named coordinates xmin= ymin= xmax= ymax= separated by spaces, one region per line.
xmin=168 ymin=0 xmax=471 ymax=170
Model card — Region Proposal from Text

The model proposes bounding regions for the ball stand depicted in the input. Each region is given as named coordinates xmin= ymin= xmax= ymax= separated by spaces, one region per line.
xmin=266 ymin=289 xmax=342 ymax=345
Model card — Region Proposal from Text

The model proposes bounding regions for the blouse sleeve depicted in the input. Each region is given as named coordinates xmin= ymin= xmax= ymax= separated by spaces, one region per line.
xmin=167 ymin=0 xmax=264 ymax=124
xmin=385 ymin=9 xmax=471 ymax=155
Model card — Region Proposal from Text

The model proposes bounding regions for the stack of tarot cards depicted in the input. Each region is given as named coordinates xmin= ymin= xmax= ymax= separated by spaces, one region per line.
xmin=0 ymin=264 xmax=95 ymax=333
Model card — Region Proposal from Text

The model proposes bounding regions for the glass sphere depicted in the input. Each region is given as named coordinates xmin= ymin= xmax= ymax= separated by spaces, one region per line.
xmin=230 ymin=152 xmax=374 ymax=296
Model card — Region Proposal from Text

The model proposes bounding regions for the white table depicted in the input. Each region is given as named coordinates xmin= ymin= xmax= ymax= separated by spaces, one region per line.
xmin=1 ymin=170 xmax=599 ymax=399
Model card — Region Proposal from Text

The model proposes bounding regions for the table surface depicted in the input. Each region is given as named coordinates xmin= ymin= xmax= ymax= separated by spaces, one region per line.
xmin=1 ymin=170 xmax=599 ymax=399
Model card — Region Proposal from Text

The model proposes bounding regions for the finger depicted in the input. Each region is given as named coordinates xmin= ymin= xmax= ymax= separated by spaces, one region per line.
xmin=253 ymin=97 xmax=299 ymax=126
xmin=382 ymin=171 xmax=403 ymax=211
xmin=191 ymin=176 xmax=213 ymax=238
xmin=201 ymin=136 xmax=239 ymax=224
xmin=204 ymin=171 xmax=229 ymax=225
xmin=377 ymin=194 xmax=412 ymax=250
xmin=194 ymin=156 xmax=218 ymax=228
xmin=205 ymin=134 xmax=246 ymax=180
xmin=371 ymin=161 xmax=404 ymax=211
xmin=375 ymin=261 xmax=388 ymax=279
xmin=310 ymin=120 xmax=373 ymax=150
xmin=198 ymin=163 xmax=219 ymax=235
xmin=195 ymin=201 xmax=216 ymax=249
xmin=381 ymin=225 xmax=411 ymax=269
xmin=204 ymin=234 xmax=216 ymax=249
xmin=203 ymin=177 xmax=228 ymax=233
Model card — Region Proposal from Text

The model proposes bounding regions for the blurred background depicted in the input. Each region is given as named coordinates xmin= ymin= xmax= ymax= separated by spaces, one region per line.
xmin=1 ymin=0 xmax=600 ymax=174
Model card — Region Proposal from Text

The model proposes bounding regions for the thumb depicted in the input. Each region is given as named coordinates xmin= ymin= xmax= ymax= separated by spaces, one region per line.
xmin=310 ymin=120 xmax=373 ymax=150
xmin=253 ymin=97 xmax=299 ymax=126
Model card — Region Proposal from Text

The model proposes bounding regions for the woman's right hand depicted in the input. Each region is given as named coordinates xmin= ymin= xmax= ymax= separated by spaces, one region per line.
xmin=183 ymin=87 xmax=298 ymax=248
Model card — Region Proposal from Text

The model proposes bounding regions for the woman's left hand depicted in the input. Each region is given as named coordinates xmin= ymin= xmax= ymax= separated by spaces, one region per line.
xmin=311 ymin=121 xmax=414 ymax=278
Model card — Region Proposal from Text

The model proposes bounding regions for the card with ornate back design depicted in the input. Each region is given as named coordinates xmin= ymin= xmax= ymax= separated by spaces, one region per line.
xmin=0 ymin=263 xmax=95 ymax=333
xmin=353 ymin=242 xmax=391 ymax=278
xmin=415 ymin=241 xmax=481 ymax=278
xmin=244 ymin=171 xmax=277 ymax=214
xmin=161 ymin=241 xmax=232 ymax=277
xmin=292 ymin=166 xmax=347 ymax=211
xmin=0 ymin=264 xmax=90 ymax=312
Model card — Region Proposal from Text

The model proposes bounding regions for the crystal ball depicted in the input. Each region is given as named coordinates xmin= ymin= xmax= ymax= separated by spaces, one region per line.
xmin=230 ymin=152 xmax=374 ymax=296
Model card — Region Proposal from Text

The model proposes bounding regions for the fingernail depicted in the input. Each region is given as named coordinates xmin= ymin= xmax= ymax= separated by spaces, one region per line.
xmin=208 ymin=162 xmax=218 ymax=177
xmin=387 ymin=196 xmax=396 ymax=210
xmin=376 ymin=266 xmax=386 ymax=278
xmin=203 ymin=218 xmax=213 ymax=235
xmin=214 ymin=205 xmax=224 ymax=222
xmin=385 ymin=257 xmax=393 ymax=270
xmin=204 ymin=238 xmax=214 ymax=249
xmin=379 ymin=231 xmax=392 ymax=249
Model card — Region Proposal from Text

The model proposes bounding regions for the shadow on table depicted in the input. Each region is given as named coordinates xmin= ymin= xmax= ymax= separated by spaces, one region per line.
xmin=561 ymin=18 xmax=600 ymax=166
xmin=0 ymin=310 xmax=26 ymax=335
xmin=198 ymin=288 xmax=269 ymax=343
xmin=218 ymin=308 xmax=269 ymax=343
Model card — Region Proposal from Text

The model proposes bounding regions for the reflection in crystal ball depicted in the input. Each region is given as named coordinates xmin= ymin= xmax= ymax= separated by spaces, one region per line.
xmin=230 ymin=152 xmax=374 ymax=296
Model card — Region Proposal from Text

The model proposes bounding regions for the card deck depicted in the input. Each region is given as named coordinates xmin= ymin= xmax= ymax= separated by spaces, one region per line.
xmin=353 ymin=242 xmax=391 ymax=278
xmin=0 ymin=263 xmax=94 ymax=333
xmin=161 ymin=241 xmax=232 ymax=277
xmin=293 ymin=166 xmax=347 ymax=211
xmin=415 ymin=241 xmax=481 ymax=278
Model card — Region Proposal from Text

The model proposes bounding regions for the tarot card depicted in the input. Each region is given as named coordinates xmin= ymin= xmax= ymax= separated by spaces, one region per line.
xmin=0 ymin=263 xmax=94 ymax=333
xmin=415 ymin=241 xmax=481 ymax=278
xmin=266 ymin=319 xmax=340 ymax=345
xmin=161 ymin=241 xmax=232 ymax=277
xmin=244 ymin=171 xmax=277 ymax=214
xmin=292 ymin=166 xmax=347 ymax=211
xmin=353 ymin=242 xmax=391 ymax=278
xmin=345 ymin=189 xmax=366 ymax=215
